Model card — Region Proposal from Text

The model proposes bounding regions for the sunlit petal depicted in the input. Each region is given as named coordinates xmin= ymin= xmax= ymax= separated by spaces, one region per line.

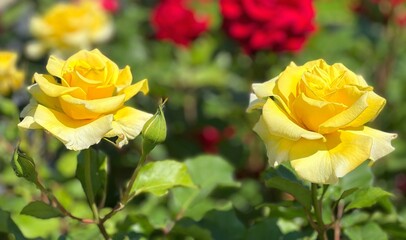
xmin=34 ymin=73 xmax=86 ymax=99
xmin=120 ymin=79 xmax=149 ymax=102
xmin=290 ymin=131 xmax=373 ymax=184
xmin=18 ymin=101 xmax=42 ymax=129
xmin=253 ymin=116 xmax=293 ymax=166
xmin=105 ymin=106 xmax=152 ymax=147
xmin=348 ymin=127 xmax=397 ymax=161
xmin=59 ymin=94 xmax=125 ymax=119
xmin=32 ymin=105 xmax=113 ymax=150
xmin=262 ymin=99 xmax=324 ymax=141
xmin=46 ymin=55 xmax=65 ymax=78
xmin=28 ymin=84 xmax=62 ymax=111
xmin=319 ymin=91 xmax=385 ymax=133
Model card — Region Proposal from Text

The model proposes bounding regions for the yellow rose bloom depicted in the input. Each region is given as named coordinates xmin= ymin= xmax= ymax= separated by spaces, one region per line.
xmin=19 ymin=49 xmax=152 ymax=151
xmin=28 ymin=2 xmax=112 ymax=57
xmin=0 ymin=51 xmax=24 ymax=96
xmin=249 ymin=59 xmax=396 ymax=184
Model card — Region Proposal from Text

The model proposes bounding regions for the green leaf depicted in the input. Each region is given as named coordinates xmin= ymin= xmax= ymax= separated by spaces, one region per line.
xmin=169 ymin=155 xmax=240 ymax=220
xmin=130 ymin=160 xmax=195 ymax=197
xmin=339 ymin=188 xmax=359 ymax=201
xmin=245 ymin=218 xmax=283 ymax=240
xmin=345 ymin=222 xmax=388 ymax=240
xmin=20 ymin=201 xmax=63 ymax=219
xmin=0 ymin=209 xmax=25 ymax=239
xmin=345 ymin=187 xmax=392 ymax=211
xmin=170 ymin=218 xmax=212 ymax=240
xmin=198 ymin=210 xmax=246 ymax=240
xmin=76 ymin=148 xmax=108 ymax=207
xmin=341 ymin=212 xmax=370 ymax=228
xmin=262 ymin=166 xmax=312 ymax=210
xmin=339 ymin=162 xmax=373 ymax=189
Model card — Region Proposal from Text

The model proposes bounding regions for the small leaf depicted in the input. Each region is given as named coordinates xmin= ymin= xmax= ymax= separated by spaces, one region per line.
xmin=344 ymin=222 xmax=388 ymax=240
xmin=0 ymin=209 xmax=25 ymax=239
xmin=262 ymin=166 xmax=312 ymax=210
xmin=130 ymin=160 xmax=195 ymax=196
xmin=345 ymin=187 xmax=392 ymax=211
xmin=20 ymin=201 xmax=63 ymax=219
xmin=76 ymin=148 xmax=108 ymax=207
xmin=339 ymin=188 xmax=359 ymax=201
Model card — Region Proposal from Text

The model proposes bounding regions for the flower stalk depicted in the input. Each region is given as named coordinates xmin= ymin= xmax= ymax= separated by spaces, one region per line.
xmin=311 ymin=183 xmax=328 ymax=240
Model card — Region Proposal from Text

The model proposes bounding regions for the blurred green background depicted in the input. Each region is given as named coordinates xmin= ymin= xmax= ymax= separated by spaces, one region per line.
xmin=0 ymin=0 xmax=406 ymax=239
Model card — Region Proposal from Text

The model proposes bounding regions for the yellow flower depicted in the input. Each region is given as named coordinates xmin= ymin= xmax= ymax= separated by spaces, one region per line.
xmin=0 ymin=51 xmax=24 ymax=96
xmin=19 ymin=49 xmax=152 ymax=151
xmin=249 ymin=59 xmax=396 ymax=184
xmin=27 ymin=2 xmax=112 ymax=58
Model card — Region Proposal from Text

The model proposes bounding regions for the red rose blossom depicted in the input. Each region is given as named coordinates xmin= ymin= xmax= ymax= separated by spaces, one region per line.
xmin=220 ymin=0 xmax=316 ymax=54
xmin=151 ymin=0 xmax=209 ymax=46
xmin=101 ymin=0 xmax=119 ymax=12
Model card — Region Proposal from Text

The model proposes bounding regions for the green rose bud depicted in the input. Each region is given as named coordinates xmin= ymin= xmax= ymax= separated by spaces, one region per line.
xmin=11 ymin=145 xmax=38 ymax=183
xmin=141 ymin=99 xmax=167 ymax=155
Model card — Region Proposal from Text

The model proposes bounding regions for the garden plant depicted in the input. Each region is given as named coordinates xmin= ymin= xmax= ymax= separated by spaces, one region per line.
xmin=0 ymin=0 xmax=406 ymax=239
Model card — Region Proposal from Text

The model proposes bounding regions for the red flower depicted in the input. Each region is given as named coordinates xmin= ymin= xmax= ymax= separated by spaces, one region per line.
xmin=197 ymin=125 xmax=235 ymax=153
xmin=101 ymin=0 xmax=119 ymax=12
xmin=220 ymin=0 xmax=315 ymax=54
xmin=151 ymin=0 xmax=209 ymax=46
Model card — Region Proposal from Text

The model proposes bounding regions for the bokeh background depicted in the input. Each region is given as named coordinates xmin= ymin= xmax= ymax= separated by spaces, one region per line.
xmin=0 ymin=0 xmax=406 ymax=239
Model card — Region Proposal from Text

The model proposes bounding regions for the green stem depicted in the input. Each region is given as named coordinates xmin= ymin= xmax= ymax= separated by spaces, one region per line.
xmin=34 ymin=179 xmax=93 ymax=223
xmin=100 ymin=152 xmax=149 ymax=226
xmin=97 ymin=222 xmax=110 ymax=240
xmin=84 ymin=149 xmax=99 ymax=221
xmin=311 ymin=183 xmax=327 ymax=240
xmin=121 ymin=153 xmax=147 ymax=204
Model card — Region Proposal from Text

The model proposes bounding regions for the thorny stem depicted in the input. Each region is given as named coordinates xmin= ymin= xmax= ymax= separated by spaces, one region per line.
xmin=311 ymin=183 xmax=327 ymax=240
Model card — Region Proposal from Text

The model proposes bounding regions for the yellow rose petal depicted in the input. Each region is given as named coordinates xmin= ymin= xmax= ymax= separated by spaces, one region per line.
xmin=348 ymin=127 xmax=397 ymax=161
xmin=319 ymin=91 xmax=385 ymax=133
xmin=59 ymin=94 xmax=126 ymax=119
xmin=275 ymin=65 xmax=307 ymax=104
xmin=247 ymin=93 xmax=266 ymax=112
xmin=105 ymin=106 xmax=153 ymax=147
xmin=252 ymin=76 xmax=277 ymax=98
xmin=121 ymin=79 xmax=149 ymax=102
xmin=262 ymin=99 xmax=324 ymax=141
xmin=46 ymin=55 xmax=65 ymax=78
xmin=34 ymin=73 xmax=86 ymax=99
xmin=18 ymin=101 xmax=42 ymax=129
xmin=32 ymin=104 xmax=113 ymax=151
xmin=292 ymin=93 xmax=346 ymax=132
xmin=116 ymin=66 xmax=133 ymax=90
xmin=28 ymin=84 xmax=62 ymax=111
xmin=87 ymin=85 xmax=115 ymax=99
xmin=290 ymin=131 xmax=373 ymax=184
xmin=325 ymin=85 xmax=369 ymax=107
xmin=253 ymin=116 xmax=293 ymax=167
